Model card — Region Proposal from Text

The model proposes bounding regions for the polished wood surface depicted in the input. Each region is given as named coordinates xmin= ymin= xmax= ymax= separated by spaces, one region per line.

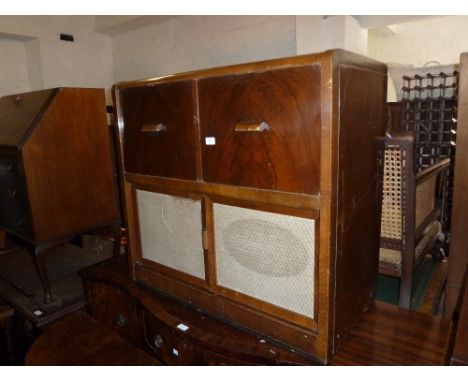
xmin=120 ymin=81 xmax=198 ymax=180
xmin=22 ymin=88 xmax=119 ymax=242
xmin=114 ymin=49 xmax=387 ymax=362
xmin=25 ymin=310 xmax=161 ymax=366
xmin=450 ymin=271 xmax=468 ymax=365
xmin=80 ymin=256 xmax=317 ymax=365
xmin=0 ymin=89 xmax=56 ymax=149
xmin=333 ymin=64 xmax=387 ymax=347
xmin=79 ymin=256 xmax=452 ymax=366
xmin=199 ymin=65 xmax=321 ymax=193
xmin=446 ymin=51 xmax=468 ymax=319
xmin=332 ymin=302 xmax=451 ymax=366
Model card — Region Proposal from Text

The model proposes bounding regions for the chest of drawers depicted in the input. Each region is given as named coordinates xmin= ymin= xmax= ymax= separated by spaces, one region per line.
xmin=0 ymin=88 xmax=120 ymax=303
xmin=113 ymin=49 xmax=387 ymax=363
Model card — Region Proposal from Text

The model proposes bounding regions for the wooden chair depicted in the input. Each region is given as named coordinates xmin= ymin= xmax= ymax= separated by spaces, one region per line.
xmin=377 ymin=133 xmax=450 ymax=309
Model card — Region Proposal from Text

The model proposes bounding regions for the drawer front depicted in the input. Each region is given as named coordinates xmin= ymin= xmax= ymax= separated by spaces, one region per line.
xmin=0 ymin=157 xmax=32 ymax=238
xmin=86 ymin=281 xmax=139 ymax=345
xmin=199 ymin=65 xmax=321 ymax=194
xmin=143 ymin=309 xmax=195 ymax=365
xmin=120 ymin=81 xmax=198 ymax=180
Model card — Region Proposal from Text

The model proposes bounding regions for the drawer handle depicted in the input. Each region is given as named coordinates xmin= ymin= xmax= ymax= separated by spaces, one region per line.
xmin=8 ymin=189 xmax=17 ymax=199
xmin=154 ymin=334 xmax=164 ymax=349
xmin=234 ymin=121 xmax=270 ymax=132
xmin=141 ymin=123 xmax=167 ymax=133
xmin=116 ymin=314 xmax=127 ymax=327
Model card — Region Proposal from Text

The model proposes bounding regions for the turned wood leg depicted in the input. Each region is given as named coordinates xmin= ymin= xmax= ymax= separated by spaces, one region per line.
xmin=30 ymin=244 xmax=58 ymax=304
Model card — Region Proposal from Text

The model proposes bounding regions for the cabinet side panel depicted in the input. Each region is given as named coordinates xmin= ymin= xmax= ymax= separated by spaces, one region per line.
xmin=334 ymin=65 xmax=387 ymax=351
xmin=23 ymin=88 xmax=119 ymax=241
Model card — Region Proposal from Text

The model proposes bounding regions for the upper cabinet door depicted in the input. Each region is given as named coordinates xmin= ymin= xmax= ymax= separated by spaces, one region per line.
xmin=198 ymin=66 xmax=321 ymax=195
xmin=120 ymin=81 xmax=198 ymax=180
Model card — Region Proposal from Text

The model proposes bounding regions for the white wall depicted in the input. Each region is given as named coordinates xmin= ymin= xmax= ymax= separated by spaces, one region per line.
xmin=112 ymin=15 xmax=370 ymax=83
xmin=367 ymin=16 xmax=468 ymax=101
xmin=0 ymin=16 xmax=113 ymax=97
xmin=112 ymin=16 xmax=298 ymax=82
xmin=0 ymin=36 xmax=30 ymax=96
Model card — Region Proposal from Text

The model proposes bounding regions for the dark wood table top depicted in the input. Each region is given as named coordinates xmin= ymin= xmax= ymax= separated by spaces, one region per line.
xmin=81 ymin=256 xmax=453 ymax=366
xmin=451 ymin=278 xmax=468 ymax=365
xmin=331 ymin=301 xmax=451 ymax=365
xmin=25 ymin=310 xmax=161 ymax=366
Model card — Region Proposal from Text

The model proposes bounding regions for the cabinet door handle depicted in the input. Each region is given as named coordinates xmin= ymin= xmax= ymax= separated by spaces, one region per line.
xmin=234 ymin=121 xmax=270 ymax=132
xmin=154 ymin=334 xmax=164 ymax=349
xmin=116 ymin=314 xmax=127 ymax=327
xmin=141 ymin=123 xmax=167 ymax=133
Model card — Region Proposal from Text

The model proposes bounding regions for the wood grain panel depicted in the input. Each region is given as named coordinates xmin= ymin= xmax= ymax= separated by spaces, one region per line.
xmin=120 ymin=81 xmax=198 ymax=180
xmin=22 ymin=88 xmax=119 ymax=242
xmin=198 ymin=65 xmax=321 ymax=194
xmin=0 ymin=89 xmax=56 ymax=149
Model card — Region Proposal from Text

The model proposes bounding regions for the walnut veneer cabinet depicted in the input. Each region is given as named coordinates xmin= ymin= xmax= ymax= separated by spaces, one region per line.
xmin=0 ymin=88 xmax=120 ymax=303
xmin=113 ymin=49 xmax=387 ymax=363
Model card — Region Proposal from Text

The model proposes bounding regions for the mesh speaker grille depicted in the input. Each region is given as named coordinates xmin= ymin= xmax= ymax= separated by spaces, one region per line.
xmin=136 ymin=190 xmax=205 ymax=279
xmin=213 ymin=204 xmax=315 ymax=319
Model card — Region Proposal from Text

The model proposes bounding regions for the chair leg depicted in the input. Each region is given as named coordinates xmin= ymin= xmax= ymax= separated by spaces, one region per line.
xmin=30 ymin=244 xmax=59 ymax=304
xmin=399 ymin=272 xmax=413 ymax=309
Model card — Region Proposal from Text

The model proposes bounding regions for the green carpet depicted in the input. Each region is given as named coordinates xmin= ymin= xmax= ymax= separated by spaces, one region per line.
xmin=376 ymin=258 xmax=437 ymax=309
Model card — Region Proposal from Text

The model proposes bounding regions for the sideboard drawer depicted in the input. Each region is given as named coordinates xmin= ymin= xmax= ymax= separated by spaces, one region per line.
xmin=143 ymin=309 xmax=195 ymax=365
xmin=120 ymin=81 xmax=198 ymax=180
xmin=198 ymin=65 xmax=321 ymax=194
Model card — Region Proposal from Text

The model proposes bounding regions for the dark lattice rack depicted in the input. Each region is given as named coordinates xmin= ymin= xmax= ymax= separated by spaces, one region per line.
xmin=400 ymin=70 xmax=458 ymax=240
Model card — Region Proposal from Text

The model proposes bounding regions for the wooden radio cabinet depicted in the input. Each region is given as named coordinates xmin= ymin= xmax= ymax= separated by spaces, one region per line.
xmin=0 ymin=88 xmax=120 ymax=303
xmin=113 ymin=49 xmax=387 ymax=363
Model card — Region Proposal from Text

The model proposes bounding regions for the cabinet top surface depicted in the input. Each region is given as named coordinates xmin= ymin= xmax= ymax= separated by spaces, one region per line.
xmin=113 ymin=49 xmax=387 ymax=91
xmin=0 ymin=87 xmax=104 ymax=150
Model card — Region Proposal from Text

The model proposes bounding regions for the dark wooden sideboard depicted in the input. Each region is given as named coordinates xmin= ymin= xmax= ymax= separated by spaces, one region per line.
xmin=0 ymin=88 xmax=120 ymax=303
xmin=113 ymin=49 xmax=388 ymax=363
xmin=78 ymin=256 xmax=452 ymax=366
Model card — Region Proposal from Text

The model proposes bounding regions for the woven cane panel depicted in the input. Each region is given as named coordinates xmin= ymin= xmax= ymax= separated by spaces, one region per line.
xmin=381 ymin=148 xmax=403 ymax=240
xmin=415 ymin=177 xmax=436 ymax=228
xmin=136 ymin=190 xmax=205 ymax=279
xmin=379 ymin=247 xmax=402 ymax=270
xmin=379 ymin=221 xmax=442 ymax=270
xmin=213 ymin=203 xmax=315 ymax=319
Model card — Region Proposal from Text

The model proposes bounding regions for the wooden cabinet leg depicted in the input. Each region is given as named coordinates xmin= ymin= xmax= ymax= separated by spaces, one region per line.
xmin=30 ymin=244 xmax=58 ymax=304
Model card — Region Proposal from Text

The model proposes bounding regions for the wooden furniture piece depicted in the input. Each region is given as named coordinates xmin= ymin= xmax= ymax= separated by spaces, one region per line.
xmin=80 ymin=256 xmax=316 ymax=365
xmin=113 ymin=49 xmax=387 ymax=363
xmin=24 ymin=310 xmax=161 ymax=366
xmin=79 ymin=256 xmax=452 ymax=366
xmin=0 ymin=297 xmax=14 ymax=365
xmin=450 ymin=268 xmax=468 ymax=365
xmin=377 ymin=133 xmax=450 ymax=309
xmin=0 ymin=88 xmax=120 ymax=304
xmin=331 ymin=301 xmax=451 ymax=365
xmin=446 ymin=52 xmax=468 ymax=319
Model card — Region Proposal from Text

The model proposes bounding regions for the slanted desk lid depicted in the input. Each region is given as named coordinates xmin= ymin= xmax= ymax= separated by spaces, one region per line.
xmin=0 ymin=89 xmax=57 ymax=149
